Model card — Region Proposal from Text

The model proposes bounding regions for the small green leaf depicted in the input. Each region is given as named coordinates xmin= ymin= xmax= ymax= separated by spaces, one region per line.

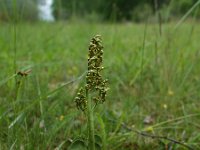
xmin=95 ymin=134 xmax=102 ymax=145
xmin=95 ymin=135 xmax=102 ymax=150
xmin=95 ymin=143 xmax=102 ymax=150
xmin=68 ymin=140 xmax=87 ymax=150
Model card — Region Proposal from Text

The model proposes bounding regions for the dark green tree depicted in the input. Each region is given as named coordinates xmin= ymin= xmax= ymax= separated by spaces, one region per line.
xmin=0 ymin=0 xmax=38 ymax=22
xmin=52 ymin=0 xmax=199 ymax=21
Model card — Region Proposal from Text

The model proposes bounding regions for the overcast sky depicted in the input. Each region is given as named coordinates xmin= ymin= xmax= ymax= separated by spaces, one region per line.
xmin=38 ymin=0 xmax=54 ymax=21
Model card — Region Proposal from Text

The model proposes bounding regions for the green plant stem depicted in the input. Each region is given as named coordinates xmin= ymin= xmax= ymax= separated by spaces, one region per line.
xmin=86 ymin=90 xmax=95 ymax=150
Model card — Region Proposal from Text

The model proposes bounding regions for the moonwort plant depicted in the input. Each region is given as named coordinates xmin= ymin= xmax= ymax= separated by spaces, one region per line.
xmin=75 ymin=35 xmax=109 ymax=150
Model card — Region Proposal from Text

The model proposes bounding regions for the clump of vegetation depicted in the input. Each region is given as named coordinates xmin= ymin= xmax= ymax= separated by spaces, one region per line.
xmin=75 ymin=35 xmax=108 ymax=149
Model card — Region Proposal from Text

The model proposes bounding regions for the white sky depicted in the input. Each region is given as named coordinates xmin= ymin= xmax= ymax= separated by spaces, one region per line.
xmin=38 ymin=0 xmax=54 ymax=21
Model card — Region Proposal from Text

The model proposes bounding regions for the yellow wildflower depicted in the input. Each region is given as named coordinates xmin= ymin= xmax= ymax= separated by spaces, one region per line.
xmin=168 ymin=89 xmax=174 ymax=96
xmin=59 ymin=115 xmax=64 ymax=121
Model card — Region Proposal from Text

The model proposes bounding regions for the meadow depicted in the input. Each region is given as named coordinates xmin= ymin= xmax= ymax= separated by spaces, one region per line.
xmin=0 ymin=21 xmax=200 ymax=149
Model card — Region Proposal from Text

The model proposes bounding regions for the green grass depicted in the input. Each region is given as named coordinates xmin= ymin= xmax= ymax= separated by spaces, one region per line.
xmin=0 ymin=21 xmax=200 ymax=149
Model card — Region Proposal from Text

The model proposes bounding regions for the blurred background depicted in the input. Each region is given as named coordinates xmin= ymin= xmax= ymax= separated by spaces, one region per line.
xmin=0 ymin=0 xmax=200 ymax=23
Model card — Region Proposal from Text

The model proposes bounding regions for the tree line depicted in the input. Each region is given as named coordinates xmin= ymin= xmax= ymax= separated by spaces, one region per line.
xmin=0 ymin=0 xmax=199 ymax=22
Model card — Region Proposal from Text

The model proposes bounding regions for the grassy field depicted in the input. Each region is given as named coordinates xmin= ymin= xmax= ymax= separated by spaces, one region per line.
xmin=0 ymin=21 xmax=200 ymax=149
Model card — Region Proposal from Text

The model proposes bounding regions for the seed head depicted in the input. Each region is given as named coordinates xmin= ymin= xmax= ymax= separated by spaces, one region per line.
xmin=75 ymin=35 xmax=109 ymax=111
